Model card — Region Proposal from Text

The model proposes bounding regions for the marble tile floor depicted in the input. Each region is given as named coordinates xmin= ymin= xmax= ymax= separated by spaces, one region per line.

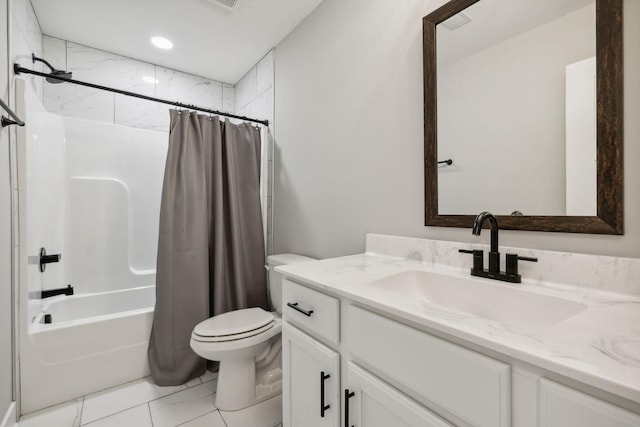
xmin=17 ymin=370 xmax=283 ymax=427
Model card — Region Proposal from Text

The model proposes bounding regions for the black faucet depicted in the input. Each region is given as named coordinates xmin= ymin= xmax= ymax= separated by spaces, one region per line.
xmin=459 ymin=211 xmax=537 ymax=283
xmin=472 ymin=211 xmax=500 ymax=273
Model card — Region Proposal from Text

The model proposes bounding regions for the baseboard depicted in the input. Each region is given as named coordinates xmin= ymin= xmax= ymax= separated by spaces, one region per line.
xmin=0 ymin=402 xmax=16 ymax=427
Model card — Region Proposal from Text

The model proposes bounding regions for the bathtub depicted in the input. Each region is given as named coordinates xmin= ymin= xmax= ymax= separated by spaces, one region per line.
xmin=20 ymin=286 xmax=155 ymax=414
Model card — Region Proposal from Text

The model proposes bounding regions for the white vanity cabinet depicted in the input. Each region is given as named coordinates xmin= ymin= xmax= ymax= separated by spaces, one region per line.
xmin=281 ymin=276 xmax=640 ymax=427
xmin=538 ymin=379 xmax=640 ymax=427
xmin=282 ymin=279 xmax=341 ymax=427
xmin=344 ymin=362 xmax=453 ymax=427
xmin=345 ymin=304 xmax=511 ymax=427
xmin=282 ymin=322 xmax=340 ymax=427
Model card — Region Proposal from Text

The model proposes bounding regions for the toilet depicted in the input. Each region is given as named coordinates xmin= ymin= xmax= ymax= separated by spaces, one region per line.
xmin=190 ymin=254 xmax=315 ymax=411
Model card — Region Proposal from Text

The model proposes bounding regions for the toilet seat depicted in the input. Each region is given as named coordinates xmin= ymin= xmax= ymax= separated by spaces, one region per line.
xmin=192 ymin=307 xmax=274 ymax=342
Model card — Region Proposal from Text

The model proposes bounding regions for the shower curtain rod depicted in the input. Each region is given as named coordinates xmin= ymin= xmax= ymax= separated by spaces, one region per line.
xmin=0 ymin=96 xmax=25 ymax=127
xmin=13 ymin=63 xmax=270 ymax=126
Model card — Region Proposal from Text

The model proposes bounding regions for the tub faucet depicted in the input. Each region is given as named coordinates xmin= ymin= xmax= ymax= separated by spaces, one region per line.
xmin=41 ymin=285 xmax=74 ymax=299
xmin=459 ymin=211 xmax=538 ymax=283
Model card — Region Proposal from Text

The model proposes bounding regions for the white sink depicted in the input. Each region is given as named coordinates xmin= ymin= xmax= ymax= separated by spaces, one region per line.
xmin=373 ymin=270 xmax=587 ymax=328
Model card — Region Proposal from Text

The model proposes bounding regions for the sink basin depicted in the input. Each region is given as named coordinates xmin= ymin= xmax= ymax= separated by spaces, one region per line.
xmin=373 ymin=270 xmax=587 ymax=328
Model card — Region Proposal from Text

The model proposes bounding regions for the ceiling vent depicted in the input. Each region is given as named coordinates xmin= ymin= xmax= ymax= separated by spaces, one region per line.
xmin=207 ymin=0 xmax=241 ymax=12
xmin=442 ymin=12 xmax=472 ymax=30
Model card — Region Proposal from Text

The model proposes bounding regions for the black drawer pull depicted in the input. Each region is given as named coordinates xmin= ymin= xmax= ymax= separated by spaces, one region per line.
xmin=345 ymin=388 xmax=355 ymax=427
xmin=320 ymin=371 xmax=330 ymax=417
xmin=287 ymin=302 xmax=314 ymax=317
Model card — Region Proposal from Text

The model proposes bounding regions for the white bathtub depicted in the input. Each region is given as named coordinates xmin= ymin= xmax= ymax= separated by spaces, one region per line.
xmin=20 ymin=286 xmax=156 ymax=414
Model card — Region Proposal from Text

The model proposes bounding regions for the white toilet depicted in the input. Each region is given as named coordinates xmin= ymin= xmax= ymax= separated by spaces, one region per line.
xmin=190 ymin=254 xmax=315 ymax=411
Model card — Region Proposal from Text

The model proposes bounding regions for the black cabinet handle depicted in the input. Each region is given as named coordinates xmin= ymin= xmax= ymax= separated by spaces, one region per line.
xmin=320 ymin=371 xmax=330 ymax=417
xmin=286 ymin=302 xmax=314 ymax=317
xmin=345 ymin=389 xmax=355 ymax=427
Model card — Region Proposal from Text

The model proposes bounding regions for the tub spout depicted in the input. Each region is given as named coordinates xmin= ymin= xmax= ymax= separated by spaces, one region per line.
xmin=41 ymin=285 xmax=74 ymax=299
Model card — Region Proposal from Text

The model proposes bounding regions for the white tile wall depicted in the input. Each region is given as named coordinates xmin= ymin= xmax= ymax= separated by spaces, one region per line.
xmin=41 ymin=36 xmax=235 ymax=132
xmin=256 ymin=51 xmax=275 ymax=97
xmin=222 ymin=84 xmax=235 ymax=112
xmin=156 ymin=67 xmax=223 ymax=109
xmin=234 ymin=67 xmax=257 ymax=113
xmin=11 ymin=0 xmax=44 ymax=100
xmin=234 ymin=50 xmax=275 ymax=254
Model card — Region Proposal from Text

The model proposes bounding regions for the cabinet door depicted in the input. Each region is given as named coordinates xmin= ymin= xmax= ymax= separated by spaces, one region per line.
xmin=345 ymin=363 xmax=453 ymax=427
xmin=282 ymin=322 xmax=340 ymax=427
xmin=539 ymin=379 xmax=640 ymax=427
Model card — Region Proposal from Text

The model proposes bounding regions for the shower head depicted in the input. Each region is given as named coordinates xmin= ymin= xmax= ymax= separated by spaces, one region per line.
xmin=32 ymin=54 xmax=73 ymax=84
xmin=45 ymin=69 xmax=73 ymax=84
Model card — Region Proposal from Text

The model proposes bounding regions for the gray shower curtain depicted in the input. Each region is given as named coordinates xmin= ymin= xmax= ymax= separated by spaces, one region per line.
xmin=148 ymin=111 xmax=268 ymax=386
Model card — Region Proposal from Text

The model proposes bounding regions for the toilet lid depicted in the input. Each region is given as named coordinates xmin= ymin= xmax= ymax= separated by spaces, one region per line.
xmin=193 ymin=307 xmax=274 ymax=338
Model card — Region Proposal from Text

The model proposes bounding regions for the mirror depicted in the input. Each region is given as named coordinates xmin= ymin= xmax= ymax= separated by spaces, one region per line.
xmin=423 ymin=0 xmax=623 ymax=234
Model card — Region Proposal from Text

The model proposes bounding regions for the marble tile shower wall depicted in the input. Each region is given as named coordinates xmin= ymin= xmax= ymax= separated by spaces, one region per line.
xmin=235 ymin=50 xmax=275 ymax=254
xmin=42 ymin=36 xmax=235 ymax=133
xmin=11 ymin=0 xmax=44 ymax=101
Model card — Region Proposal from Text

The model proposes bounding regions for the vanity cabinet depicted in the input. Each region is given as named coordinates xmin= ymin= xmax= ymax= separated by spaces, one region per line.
xmin=344 ymin=362 xmax=452 ymax=427
xmin=538 ymin=379 xmax=640 ymax=427
xmin=282 ymin=322 xmax=340 ymax=427
xmin=281 ymin=277 xmax=640 ymax=427
xmin=345 ymin=305 xmax=511 ymax=427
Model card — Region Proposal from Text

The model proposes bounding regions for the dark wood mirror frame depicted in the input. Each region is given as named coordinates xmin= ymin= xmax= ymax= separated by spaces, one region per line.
xmin=423 ymin=0 xmax=623 ymax=234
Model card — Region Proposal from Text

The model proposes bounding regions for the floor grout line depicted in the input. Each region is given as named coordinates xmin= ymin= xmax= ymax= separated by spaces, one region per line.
xmin=148 ymin=402 xmax=154 ymax=427
xmin=22 ymin=372 xmax=233 ymax=427
xmin=77 ymin=396 xmax=85 ymax=427
xmin=173 ymin=409 xmax=219 ymax=427
xmin=81 ymin=374 xmax=217 ymax=423
xmin=80 ymin=402 xmax=150 ymax=426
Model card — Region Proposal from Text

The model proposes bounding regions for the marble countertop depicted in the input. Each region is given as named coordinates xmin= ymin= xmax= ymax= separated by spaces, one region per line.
xmin=276 ymin=253 xmax=640 ymax=404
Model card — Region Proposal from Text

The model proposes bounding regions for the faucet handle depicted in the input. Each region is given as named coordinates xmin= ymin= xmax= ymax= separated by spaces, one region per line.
xmin=459 ymin=249 xmax=484 ymax=272
xmin=505 ymin=253 xmax=538 ymax=277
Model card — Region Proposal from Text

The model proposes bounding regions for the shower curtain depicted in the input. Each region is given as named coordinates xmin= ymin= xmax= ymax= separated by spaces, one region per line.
xmin=148 ymin=111 xmax=269 ymax=386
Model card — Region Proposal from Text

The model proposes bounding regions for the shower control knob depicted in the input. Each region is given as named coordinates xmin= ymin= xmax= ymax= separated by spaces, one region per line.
xmin=39 ymin=247 xmax=62 ymax=272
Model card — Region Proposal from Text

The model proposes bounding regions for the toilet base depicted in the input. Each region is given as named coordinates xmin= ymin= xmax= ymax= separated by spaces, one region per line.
xmin=215 ymin=358 xmax=257 ymax=410
xmin=215 ymin=363 xmax=282 ymax=411
xmin=213 ymin=340 xmax=283 ymax=411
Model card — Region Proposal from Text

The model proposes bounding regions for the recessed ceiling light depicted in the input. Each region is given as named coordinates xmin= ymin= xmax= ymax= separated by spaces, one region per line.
xmin=142 ymin=76 xmax=159 ymax=84
xmin=151 ymin=36 xmax=173 ymax=50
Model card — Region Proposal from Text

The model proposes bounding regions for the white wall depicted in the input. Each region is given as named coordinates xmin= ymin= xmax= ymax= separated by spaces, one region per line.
xmin=1 ymin=0 xmax=16 ymax=424
xmin=273 ymin=0 xmax=640 ymax=261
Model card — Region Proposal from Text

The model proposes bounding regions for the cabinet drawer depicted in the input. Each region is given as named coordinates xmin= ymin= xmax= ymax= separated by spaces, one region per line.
xmin=539 ymin=379 xmax=640 ymax=427
xmin=345 ymin=305 xmax=510 ymax=427
xmin=282 ymin=279 xmax=340 ymax=345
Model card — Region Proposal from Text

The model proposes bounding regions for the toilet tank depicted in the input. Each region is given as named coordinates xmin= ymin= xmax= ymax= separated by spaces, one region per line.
xmin=267 ymin=254 xmax=316 ymax=314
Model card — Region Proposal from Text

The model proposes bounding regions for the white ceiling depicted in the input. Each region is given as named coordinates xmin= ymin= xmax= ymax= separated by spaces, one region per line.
xmin=31 ymin=0 xmax=325 ymax=84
